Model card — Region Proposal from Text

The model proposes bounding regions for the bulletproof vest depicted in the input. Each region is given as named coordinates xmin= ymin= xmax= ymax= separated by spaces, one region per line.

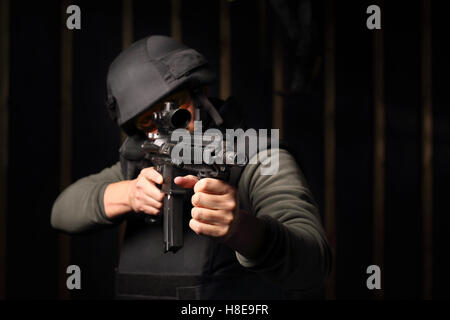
xmin=115 ymin=97 xmax=287 ymax=299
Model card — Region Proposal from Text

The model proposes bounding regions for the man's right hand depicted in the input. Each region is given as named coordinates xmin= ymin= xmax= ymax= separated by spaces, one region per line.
xmin=127 ymin=167 xmax=165 ymax=215
xmin=104 ymin=167 xmax=164 ymax=219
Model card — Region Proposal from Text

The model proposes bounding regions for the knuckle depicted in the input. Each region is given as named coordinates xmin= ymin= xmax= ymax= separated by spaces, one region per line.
xmin=226 ymin=200 xmax=237 ymax=211
xmin=193 ymin=180 xmax=202 ymax=193
xmin=225 ymin=213 xmax=234 ymax=225
xmin=191 ymin=221 xmax=202 ymax=234
xmin=202 ymin=178 xmax=212 ymax=190
xmin=218 ymin=226 xmax=228 ymax=237
xmin=144 ymin=207 xmax=156 ymax=215
xmin=189 ymin=219 xmax=196 ymax=233
xmin=192 ymin=193 xmax=200 ymax=206
xmin=152 ymin=170 xmax=162 ymax=182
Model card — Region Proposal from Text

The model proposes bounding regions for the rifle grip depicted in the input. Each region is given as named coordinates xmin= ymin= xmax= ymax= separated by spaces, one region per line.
xmin=163 ymin=193 xmax=184 ymax=253
xmin=161 ymin=163 xmax=184 ymax=253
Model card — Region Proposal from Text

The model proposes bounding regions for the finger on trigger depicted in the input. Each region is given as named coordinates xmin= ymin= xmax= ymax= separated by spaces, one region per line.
xmin=174 ymin=175 xmax=199 ymax=189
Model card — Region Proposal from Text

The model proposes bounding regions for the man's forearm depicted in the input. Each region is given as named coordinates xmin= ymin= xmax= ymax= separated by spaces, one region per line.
xmin=103 ymin=180 xmax=133 ymax=219
xmin=223 ymin=209 xmax=268 ymax=261
xmin=234 ymin=149 xmax=332 ymax=291
xmin=51 ymin=162 xmax=125 ymax=233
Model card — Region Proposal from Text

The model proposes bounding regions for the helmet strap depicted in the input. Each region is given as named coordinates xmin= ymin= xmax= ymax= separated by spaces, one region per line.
xmin=194 ymin=107 xmax=201 ymax=121
xmin=191 ymin=89 xmax=224 ymax=126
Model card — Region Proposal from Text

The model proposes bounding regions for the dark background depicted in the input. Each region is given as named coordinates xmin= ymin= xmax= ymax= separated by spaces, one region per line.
xmin=1 ymin=0 xmax=449 ymax=299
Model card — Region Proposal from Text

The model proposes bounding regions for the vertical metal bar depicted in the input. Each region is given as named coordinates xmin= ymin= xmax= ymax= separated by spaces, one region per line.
xmin=59 ymin=0 xmax=73 ymax=300
xmin=259 ymin=0 xmax=267 ymax=66
xmin=324 ymin=0 xmax=336 ymax=299
xmin=121 ymin=0 xmax=132 ymax=145
xmin=220 ymin=0 xmax=231 ymax=100
xmin=0 ymin=0 xmax=10 ymax=300
xmin=119 ymin=0 xmax=134 ymax=254
xmin=373 ymin=7 xmax=385 ymax=300
xmin=171 ymin=0 xmax=182 ymax=42
xmin=259 ymin=0 xmax=269 ymax=130
xmin=421 ymin=0 xmax=433 ymax=300
xmin=272 ymin=24 xmax=284 ymax=139
xmin=122 ymin=0 xmax=134 ymax=49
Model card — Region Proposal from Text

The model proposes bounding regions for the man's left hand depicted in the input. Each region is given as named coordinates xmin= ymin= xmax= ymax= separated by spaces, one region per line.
xmin=174 ymin=175 xmax=239 ymax=240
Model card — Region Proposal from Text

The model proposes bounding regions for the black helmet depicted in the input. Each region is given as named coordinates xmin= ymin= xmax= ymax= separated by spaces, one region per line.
xmin=106 ymin=35 xmax=216 ymax=135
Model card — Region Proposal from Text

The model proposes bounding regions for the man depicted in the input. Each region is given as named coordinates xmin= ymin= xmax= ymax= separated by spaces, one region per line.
xmin=51 ymin=35 xmax=331 ymax=299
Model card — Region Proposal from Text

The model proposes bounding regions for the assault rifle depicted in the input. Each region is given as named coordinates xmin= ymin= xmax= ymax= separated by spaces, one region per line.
xmin=141 ymin=101 xmax=246 ymax=253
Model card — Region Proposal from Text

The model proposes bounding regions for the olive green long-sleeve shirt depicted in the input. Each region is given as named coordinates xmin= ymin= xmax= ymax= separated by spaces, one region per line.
xmin=51 ymin=148 xmax=331 ymax=292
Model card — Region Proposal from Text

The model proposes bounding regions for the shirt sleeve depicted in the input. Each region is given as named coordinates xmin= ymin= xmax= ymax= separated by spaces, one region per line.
xmin=235 ymin=148 xmax=332 ymax=292
xmin=51 ymin=161 xmax=125 ymax=234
